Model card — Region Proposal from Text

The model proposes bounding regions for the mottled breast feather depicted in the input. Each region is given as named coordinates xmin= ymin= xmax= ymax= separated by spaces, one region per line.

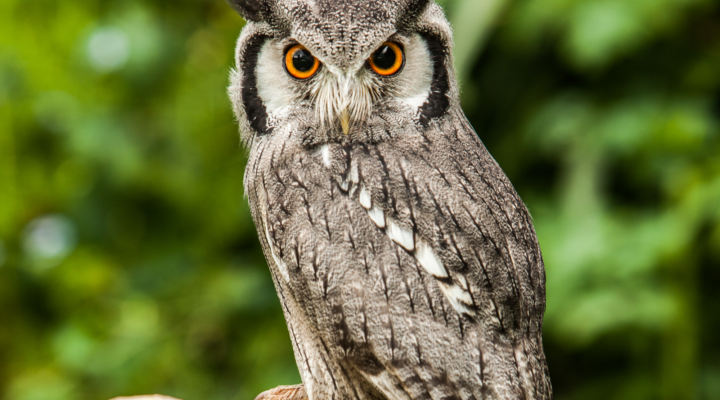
xmin=244 ymin=109 xmax=552 ymax=400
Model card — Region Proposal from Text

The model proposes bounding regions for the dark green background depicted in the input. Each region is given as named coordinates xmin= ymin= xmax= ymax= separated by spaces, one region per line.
xmin=1 ymin=0 xmax=719 ymax=399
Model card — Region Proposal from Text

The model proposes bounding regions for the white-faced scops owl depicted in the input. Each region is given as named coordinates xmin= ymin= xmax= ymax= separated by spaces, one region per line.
xmin=227 ymin=1 xmax=552 ymax=399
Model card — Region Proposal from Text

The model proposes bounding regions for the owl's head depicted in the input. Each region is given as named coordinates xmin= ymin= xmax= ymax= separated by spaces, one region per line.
xmin=228 ymin=0 xmax=458 ymax=146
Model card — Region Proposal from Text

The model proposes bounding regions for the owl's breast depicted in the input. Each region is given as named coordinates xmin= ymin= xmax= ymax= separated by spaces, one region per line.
xmin=244 ymin=115 xmax=550 ymax=400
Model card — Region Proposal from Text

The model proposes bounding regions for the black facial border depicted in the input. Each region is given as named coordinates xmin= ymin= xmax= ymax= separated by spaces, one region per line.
xmin=417 ymin=31 xmax=450 ymax=127
xmin=241 ymin=33 xmax=271 ymax=135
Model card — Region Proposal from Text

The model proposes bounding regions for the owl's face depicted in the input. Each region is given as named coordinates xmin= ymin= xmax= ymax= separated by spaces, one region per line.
xmin=229 ymin=0 xmax=458 ymax=147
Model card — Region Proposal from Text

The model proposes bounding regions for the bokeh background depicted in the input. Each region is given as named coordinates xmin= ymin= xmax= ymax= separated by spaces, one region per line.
xmin=1 ymin=0 xmax=719 ymax=399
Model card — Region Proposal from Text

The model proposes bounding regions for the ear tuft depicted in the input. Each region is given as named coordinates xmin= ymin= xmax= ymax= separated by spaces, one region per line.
xmin=226 ymin=0 xmax=268 ymax=22
xmin=398 ymin=0 xmax=431 ymax=27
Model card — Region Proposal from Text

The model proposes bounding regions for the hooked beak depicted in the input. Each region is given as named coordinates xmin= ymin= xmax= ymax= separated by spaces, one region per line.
xmin=340 ymin=109 xmax=351 ymax=135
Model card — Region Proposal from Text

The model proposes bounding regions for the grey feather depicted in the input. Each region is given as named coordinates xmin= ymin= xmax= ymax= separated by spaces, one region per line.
xmin=228 ymin=1 xmax=552 ymax=399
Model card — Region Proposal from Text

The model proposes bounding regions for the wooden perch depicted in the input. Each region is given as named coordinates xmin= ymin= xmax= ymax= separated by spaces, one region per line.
xmin=109 ymin=384 xmax=307 ymax=400
xmin=254 ymin=384 xmax=307 ymax=400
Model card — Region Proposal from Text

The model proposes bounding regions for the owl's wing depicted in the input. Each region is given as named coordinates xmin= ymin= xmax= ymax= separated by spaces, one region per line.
xmin=249 ymin=115 xmax=551 ymax=400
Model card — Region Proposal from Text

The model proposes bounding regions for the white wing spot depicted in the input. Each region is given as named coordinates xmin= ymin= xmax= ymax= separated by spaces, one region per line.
xmin=320 ymin=144 xmax=330 ymax=167
xmin=415 ymin=240 xmax=448 ymax=278
xmin=438 ymin=281 xmax=476 ymax=316
xmin=367 ymin=206 xmax=386 ymax=228
xmin=515 ymin=346 xmax=536 ymax=400
xmin=339 ymin=178 xmax=349 ymax=191
xmin=359 ymin=186 xmax=372 ymax=209
xmin=340 ymin=162 xmax=359 ymax=193
xmin=362 ymin=371 xmax=413 ymax=400
xmin=347 ymin=162 xmax=359 ymax=184
xmin=264 ymin=226 xmax=290 ymax=283
xmin=386 ymin=219 xmax=415 ymax=251
xmin=457 ymin=274 xmax=469 ymax=290
xmin=352 ymin=185 xmax=475 ymax=318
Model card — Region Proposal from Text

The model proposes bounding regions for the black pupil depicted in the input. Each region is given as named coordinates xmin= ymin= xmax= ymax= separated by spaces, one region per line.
xmin=373 ymin=45 xmax=396 ymax=70
xmin=292 ymin=48 xmax=315 ymax=72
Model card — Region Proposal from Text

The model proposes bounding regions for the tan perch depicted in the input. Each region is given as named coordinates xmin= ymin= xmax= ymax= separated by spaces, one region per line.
xmin=110 ymin=384 xmax=308 ymax=400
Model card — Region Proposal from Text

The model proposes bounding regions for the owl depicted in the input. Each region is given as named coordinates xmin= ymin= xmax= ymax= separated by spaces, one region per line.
xmin=227 ymin=0 xmax=552 ymax=399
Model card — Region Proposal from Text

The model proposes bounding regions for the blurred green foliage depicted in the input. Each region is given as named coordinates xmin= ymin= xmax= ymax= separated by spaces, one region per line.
xmin=0 ymin=0 xmax=719 ymax=399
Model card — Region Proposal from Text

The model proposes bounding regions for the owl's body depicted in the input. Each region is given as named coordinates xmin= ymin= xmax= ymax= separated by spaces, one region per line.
xmin=228 ymin=1 xmax=552 ymax=399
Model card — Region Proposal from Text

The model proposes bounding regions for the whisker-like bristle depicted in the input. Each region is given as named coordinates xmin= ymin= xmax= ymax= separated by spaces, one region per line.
xmin=310 ymin=71 xmax=377 ymax=133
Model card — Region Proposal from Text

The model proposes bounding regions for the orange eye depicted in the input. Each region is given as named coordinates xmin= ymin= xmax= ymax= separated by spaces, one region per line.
xmin=284 ymin=44 xmax=320 ymax=79
xmin=368 ymin=42 xmax=404 ymax=76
